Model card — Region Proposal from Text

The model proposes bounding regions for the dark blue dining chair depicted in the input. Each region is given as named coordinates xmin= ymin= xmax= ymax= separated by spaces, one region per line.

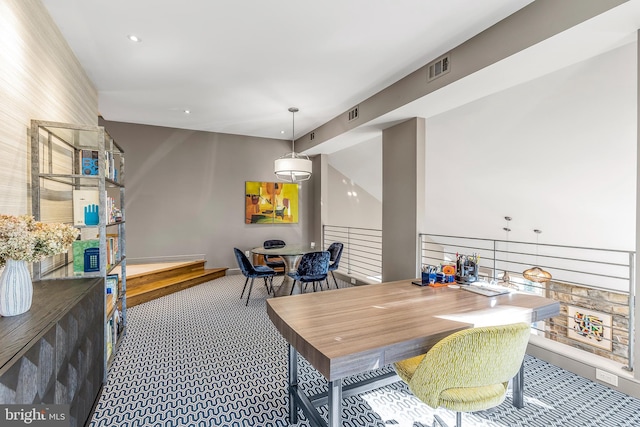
xmin=327 ymin=242 xmax=344 ymax=289
xmin=234 ymin=248 xmax=275 ymax=306
xmin=288 ymin=251 xmax=331 ymax=295
xmin=263 ymin=239 xmax=286 ymax=272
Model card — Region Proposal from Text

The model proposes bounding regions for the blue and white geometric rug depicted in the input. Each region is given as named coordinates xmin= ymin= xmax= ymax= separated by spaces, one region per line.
xmin=90 ymin=275 xmax=640 ymax=427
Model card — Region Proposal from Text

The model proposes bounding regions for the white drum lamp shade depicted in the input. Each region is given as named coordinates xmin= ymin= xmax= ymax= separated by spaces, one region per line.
xmin=274 ymin=154 xmax=312 ymax=182
xmin=274 ymin=107 xmax=312 ymax=182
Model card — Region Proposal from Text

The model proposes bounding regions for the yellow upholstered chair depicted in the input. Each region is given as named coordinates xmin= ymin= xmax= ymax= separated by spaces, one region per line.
xmin=394 ymin=322 xmax=531 ymax=427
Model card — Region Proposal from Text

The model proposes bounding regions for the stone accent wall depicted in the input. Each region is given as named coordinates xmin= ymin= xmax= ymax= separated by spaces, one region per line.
xmin=545 ymin=280 xmax=629 ymax=365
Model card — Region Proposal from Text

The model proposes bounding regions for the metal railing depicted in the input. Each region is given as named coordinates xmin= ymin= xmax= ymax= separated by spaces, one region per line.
xmin=323 ymin=225 xmax=382 ymax=283
xmin=319 ymin=227 xmax=635 ymax=368
xmin=419 ymin=233 xmax=635 ymax=370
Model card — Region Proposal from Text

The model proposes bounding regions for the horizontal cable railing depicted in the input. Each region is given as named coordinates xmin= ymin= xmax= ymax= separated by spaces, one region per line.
xmin=419 ymin=233 xmax=635 ymax=370
xmin=323 ymin=225 xmax=382 ymax=283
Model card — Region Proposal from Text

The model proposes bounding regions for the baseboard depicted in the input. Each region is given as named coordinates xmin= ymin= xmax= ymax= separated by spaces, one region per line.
xmin=527 ymin=334 xmax=640 ymax=399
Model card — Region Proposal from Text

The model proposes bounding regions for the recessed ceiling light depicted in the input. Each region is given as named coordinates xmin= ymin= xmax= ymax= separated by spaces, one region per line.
xmin=127 ymin=35 xmax=142 ymax=42
xmin=280 ymin=130 xmax=285 ymax=134
xmin=184 ymin=110 xmax=191 ymax=114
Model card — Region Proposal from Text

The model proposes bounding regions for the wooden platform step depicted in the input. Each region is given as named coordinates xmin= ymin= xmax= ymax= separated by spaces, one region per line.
xmin=126 ymin=260 xmax=227 ymax=307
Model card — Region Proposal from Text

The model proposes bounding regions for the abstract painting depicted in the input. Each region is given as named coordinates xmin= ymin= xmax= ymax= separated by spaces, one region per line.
xmin=567 ymin=305 xmax=612 ymax=351
xmin=245 ymin=181 xmax=299 ymax=224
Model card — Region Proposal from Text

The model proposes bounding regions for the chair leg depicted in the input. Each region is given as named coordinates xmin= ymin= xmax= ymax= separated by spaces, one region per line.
xmin=240 ymin=277 xmax=250 ymax=299
xmin=269 ymin=276 xmax=275 ymax=295
xmin=245 ymin=278 xmax=255 ymax=306
xmin=432 ymin=412 xmax=459 ymax=427
xmin=433 ymin=414 xmax=448 ymax=427
xmin=331 ymin=271 xmax=339 ymax=289
xmin=263 ymin=277 xmax=272 ymax=295
xmin=289 ymin=280 xmax=298 ymax=295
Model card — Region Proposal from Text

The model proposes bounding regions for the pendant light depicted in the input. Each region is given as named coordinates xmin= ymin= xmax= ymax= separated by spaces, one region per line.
xmin=500 ymin=216 xmax=511 ymax=284
xmin=522 ymin=229 xmax=552 ymax=283
xmin=274 ymin=107 xmax=312 ymax=182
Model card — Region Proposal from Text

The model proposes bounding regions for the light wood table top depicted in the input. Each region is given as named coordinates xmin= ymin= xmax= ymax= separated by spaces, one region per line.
xmin=267 ymin=279 xmax=559 ymax=381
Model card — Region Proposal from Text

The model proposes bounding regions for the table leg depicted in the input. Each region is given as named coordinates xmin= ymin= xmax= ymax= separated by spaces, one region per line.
xmin=288 ymin=344 xmax=299 ymax=424
xmin=274 ymin=255 xmax=302 ymax=296
xmin=328 ymin=378 xmax=342 ymax=427
xmin=512 ymin=361 xmax=524 ymax=408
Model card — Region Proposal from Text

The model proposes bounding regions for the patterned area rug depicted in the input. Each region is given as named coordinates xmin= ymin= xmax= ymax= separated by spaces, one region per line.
xmin=90 ymin=275 xmax=640 ymax=427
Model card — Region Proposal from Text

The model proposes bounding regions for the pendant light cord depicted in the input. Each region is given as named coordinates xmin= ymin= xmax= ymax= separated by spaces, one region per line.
xmin=289 ymin=107 xmax=298 ymax=157
xmin=291 ymin=111 xmax=295 ymax=153
xmin=534 ymin=229 xmax=541 ymax=265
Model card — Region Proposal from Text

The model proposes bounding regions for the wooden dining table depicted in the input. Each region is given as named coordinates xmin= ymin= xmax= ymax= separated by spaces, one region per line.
xmin=266 ymin=278 xmax=560 ymax=427
xmin=251 ymin=244 xmax=318 ymax=296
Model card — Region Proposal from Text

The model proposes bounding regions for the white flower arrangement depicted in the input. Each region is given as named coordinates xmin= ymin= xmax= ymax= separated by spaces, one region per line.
xmin=0 ymin=214 xmax=79 ymax=268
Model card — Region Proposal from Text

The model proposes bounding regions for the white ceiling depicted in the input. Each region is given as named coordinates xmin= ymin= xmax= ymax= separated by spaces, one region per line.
xmin=41 ymin=1 xmax=640 ymax=202
xmin=41 ymin=0 xmax=535 ymax=143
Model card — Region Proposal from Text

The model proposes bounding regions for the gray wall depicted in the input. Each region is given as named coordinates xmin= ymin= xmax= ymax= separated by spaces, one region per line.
xmin=382 ymin=118 xmax=426 ymax=281
xmin=100 ymin=120 xmax=316 ymax=270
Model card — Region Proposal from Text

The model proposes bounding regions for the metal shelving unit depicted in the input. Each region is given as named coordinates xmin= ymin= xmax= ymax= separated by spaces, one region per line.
xmin=30 ymin=120 xmax=127 ymax=378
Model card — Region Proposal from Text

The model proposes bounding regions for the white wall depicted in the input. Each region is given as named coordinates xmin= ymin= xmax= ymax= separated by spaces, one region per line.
xmin=328 ymin=139 xmax=382 ymax=202
xmin=324 ymin=42 xmax=636 ymax=251
xmin=326 ymin=164 xmax=381 ymax=229
xmin=423 ymin=42 xmax=637 ymax=251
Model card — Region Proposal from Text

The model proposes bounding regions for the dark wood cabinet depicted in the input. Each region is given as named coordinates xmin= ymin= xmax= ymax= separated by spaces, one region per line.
xmin=0 ymin=278 xmax=104 ymax=427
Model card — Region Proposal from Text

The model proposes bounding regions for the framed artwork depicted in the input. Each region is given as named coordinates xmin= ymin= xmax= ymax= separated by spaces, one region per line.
xmin=567 ymin=305 xmax=612 ymax=351
xmin=245 ymin=181 xmax=299 ymax=224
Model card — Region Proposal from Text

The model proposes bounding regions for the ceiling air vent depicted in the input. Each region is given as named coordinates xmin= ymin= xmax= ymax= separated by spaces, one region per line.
xmin=347 ymin=105 xmax=359 ymax=122
xmin=427 ymin=54 xmax=450 ymax=82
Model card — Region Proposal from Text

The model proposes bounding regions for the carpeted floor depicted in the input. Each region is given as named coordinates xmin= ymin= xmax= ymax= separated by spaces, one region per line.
xmin=90 ymin=275 xmax=640 ymax=426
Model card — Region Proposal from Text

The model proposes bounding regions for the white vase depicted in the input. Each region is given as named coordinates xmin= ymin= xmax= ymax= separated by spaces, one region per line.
xmin=0 ymin=259 xmax=33 ymax=317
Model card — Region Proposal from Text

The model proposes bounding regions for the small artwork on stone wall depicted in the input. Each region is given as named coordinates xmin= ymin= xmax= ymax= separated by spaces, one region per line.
xmin=567 ymin=305 xmax=612 ymax=351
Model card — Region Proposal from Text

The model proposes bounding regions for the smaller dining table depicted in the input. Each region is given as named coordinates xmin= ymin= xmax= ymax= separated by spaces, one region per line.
xmin=251 ymin=244 xmax=318 ymax=296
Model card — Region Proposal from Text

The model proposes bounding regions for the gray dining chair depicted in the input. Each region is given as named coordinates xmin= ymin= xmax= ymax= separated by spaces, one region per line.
xmin=234 ymin=248 xmax=275 ymax=305
xmin=327 ymin=242 xmax=344 ymax=289
xmin=263 ymin=239 xmax=286 ymax=272
xmin=288 ymin=251 xmax=331 ymax=294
